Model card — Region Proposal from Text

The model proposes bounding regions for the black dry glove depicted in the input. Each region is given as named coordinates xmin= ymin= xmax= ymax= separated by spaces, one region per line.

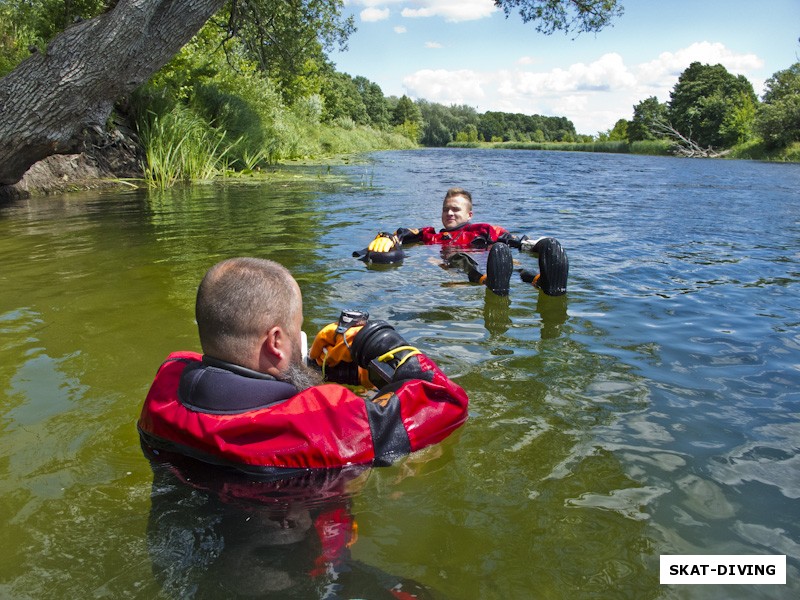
xmin=498 ymin=233 xmax=527 ymax=250
xmin=351 ymin=320 xmax=422 ymax=388
xmin=395 ymin=227 xmax=422 ymax=244
xmin=446 ymin=252 xmax=484 ymax=283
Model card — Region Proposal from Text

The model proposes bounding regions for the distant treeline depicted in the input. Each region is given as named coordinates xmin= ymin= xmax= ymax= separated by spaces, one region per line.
xmin=2 ymin=0 xmax=797 ymax=189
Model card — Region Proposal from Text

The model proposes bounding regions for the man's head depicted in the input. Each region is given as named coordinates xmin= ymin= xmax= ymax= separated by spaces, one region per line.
xmin=441 ymin=188 xmax=473 ymax=230
xmin=196 ymin=257 xmax=305 ymax=380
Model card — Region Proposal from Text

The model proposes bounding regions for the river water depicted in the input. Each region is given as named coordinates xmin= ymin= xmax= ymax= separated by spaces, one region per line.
xmin=1 ymin=148 xmax=798 ymax=599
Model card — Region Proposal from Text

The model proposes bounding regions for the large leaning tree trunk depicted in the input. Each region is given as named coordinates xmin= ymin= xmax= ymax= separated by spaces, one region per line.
xmin=0 ymin=0 xmax=226 ymax=189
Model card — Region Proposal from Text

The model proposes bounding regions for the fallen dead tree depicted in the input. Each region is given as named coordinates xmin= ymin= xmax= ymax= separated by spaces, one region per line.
xmin=651 ymin=119 xmax=730 ymax=158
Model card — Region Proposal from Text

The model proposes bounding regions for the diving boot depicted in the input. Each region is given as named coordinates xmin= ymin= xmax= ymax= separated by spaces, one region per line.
xmin=485 ymin=242 xmax=513 ymax=296
xmin=532 ymin=237 xmax=569 ymax=296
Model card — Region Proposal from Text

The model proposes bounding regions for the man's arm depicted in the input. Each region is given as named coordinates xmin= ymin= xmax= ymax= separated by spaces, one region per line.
xmin=308 ymin=318 xmax=469 ymax=463
xmin=393 ymin=227 xmax=424 ymax=245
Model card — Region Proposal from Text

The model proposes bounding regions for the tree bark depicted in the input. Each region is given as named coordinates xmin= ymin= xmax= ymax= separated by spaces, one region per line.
xmin=0 ymin=0 xmax=226 ymax=188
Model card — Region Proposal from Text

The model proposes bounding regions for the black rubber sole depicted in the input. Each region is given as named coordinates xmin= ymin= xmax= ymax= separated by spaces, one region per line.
xmin=486 ymin=242 xmax=513 ymax=296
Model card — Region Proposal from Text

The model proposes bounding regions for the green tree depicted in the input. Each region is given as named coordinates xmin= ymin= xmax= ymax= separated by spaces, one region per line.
xmin=391 ymin=95 xmax=422 ymax=126
xmin=478 ymin=111 xmax=507 ymax=141
xmin=417 ymin=100 xmax=452 ymax=146
xmin=0 ymin=0 xmax=107 ymax=76
xmin=0 ymin=0 xmax=624 ymax=190
xmin=755 ymin=62 xmax=800 ymax=148
xmin=135 ymin=21 xmax=286 ymax=168
xmin=320 ymin=70 xmax=368 ymax=124
xmin=416 ymin=100 xmax=479 ymax=146
xmin=353 ymin=75 xmax=389 ymax=127
xmin=667 ymin=62 xmax=758 ymax=148
xmin=628 ymin=96 xmax=668 ymax=141
xmin=220 ymin=0 xmax=355 ymax=104
xmin=606 ymin=118 xmax=628 ymax=141
xmin=1 ymin=0 xmax=108 ymax=46
xmin=458 ymin=124 xmax=480 ymax=143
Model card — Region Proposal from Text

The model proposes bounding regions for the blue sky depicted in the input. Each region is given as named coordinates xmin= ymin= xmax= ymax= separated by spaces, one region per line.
xmin=330 ymin=0 xmax=800 ymax=135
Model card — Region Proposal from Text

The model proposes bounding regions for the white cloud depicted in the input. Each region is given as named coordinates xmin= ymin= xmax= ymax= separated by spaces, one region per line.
xmin=401 ymin=43 xmax=766 ymax=135
xmin=403 ymin=69 xmax=488 ymax=105
xmin=348 ymin=0 xmax=496 ymax=22
xmin=361 ymin=7 xmax=390 ymax=21
xmin=405 ymin=1 xmax=497 ymax=22
xmin=347 ymin=0 xmax=405 ymax=7
xmin=636 ymin=41 xmax=764 ymax=96
xmin=516 ymin=56 xmax=539 ymax=66
xmin=394 ymin=25 xmax=407 ymax=33
xmin=425 ymin=41 xmax=443 ymax=49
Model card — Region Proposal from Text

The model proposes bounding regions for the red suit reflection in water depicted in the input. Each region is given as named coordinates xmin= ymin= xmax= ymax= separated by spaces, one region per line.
xmin=144 ymin=449 xmax=436 ymax=599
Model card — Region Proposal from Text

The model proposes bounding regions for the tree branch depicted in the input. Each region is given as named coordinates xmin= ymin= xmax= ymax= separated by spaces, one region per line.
xmin=650 ymin=119 xmax=730 ymax=158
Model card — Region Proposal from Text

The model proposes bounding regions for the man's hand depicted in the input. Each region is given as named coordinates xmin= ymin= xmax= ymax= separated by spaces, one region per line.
xmin=309 ymin=322 xmax=373 ymax=387
xmin=309 ymin=323 xmax=362 ymax=368
xmin=367 ymin=233 xmax=399 ymax=253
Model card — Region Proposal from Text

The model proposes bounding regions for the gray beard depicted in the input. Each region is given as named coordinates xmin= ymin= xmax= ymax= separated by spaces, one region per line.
xmin=280 ymin=362 xmax=323 ymax=391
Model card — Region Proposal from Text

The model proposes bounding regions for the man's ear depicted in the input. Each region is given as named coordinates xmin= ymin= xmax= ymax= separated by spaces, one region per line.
xmin=263 ymin=325 xmax=286 ymax=362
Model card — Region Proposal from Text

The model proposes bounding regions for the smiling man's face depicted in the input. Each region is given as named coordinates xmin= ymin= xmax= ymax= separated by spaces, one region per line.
xmin=441 ymin=194 xmax=473 ymax=230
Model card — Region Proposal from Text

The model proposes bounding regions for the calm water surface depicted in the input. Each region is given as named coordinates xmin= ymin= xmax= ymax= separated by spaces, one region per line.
xmin=1 ymin=149 xmax=798 ymax=599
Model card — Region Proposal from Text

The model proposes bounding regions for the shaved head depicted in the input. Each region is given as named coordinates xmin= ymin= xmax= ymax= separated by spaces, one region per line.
xmin=196 ymin=258 xmax=301 ymax=363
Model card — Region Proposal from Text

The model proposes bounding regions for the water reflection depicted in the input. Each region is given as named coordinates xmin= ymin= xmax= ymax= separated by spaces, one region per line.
xmin=145 ymin=452 xmax=438 ymax=599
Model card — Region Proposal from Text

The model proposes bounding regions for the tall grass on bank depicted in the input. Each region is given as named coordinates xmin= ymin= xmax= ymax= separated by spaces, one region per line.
xmin=137 ymin=106 xmax=237 ymax=189
xmin=727 ymin=140 xmax=800 ymax=162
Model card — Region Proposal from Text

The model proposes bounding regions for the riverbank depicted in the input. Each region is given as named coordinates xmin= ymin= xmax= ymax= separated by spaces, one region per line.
xmin=448 ymin=139 xmax=800 ymax=161
xmin=6 ymin=134 xmax=798 ymax=202
xmin=0 ymin=120 xmax=414 ymax=201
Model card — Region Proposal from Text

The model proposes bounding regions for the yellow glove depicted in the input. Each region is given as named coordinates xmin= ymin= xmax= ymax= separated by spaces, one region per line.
xmin=309 ymin=323 xmax=374 ymax=388
xmin=367 ymin=233 xmax=399 ymax=253
xmin=309 ymin=322 xmax=361 ymax=368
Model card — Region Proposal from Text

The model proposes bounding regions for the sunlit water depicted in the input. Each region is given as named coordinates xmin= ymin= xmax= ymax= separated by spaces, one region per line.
xmin=1 ymin=149 xmax=798 ymax=599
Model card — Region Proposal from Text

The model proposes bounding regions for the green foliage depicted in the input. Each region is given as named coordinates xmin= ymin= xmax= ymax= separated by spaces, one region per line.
xmin=219 ymin=0 xmax=355 ymax=104
xmin=0 ymin=16 xmax=34 ymax=76
xmin=132 ymin=23 xmax=287 ymax=169
xmin=755 ymin=63 xmax=800 ymax=148
xmin=726 ymin=139 xmax=800 ymax=161
xmin=392 ymin=95 xmax=423 ymax=127
xmin=630 ymin=140 xmax=673 ymax=155
xmin=0 ymin=0 xmax=107 ymax=48
xmin=494 ymin=0 xmax=623 ymax=36
xmin=667 ymin=62 xmax=758 ymax=148
xmin=129 ymin=19 xmax=413 ymax=184
xmin=416 ymin=100 xmax=480 ymax=146
xmin=477 ymin=111 xmax=576 ymax=143
xmin=312 ymin=122 xmax=417 ymax=155
xmin=320 ymin=70 xmax=369 ymax=124
xmin=394 ymin=120 xmax=422 ymax=143
xmin=454 ymin=124 xmax=480 ymax=144
xmin=628 ymin=96 xmax=668 ymax=141
xmin=474 ymin=140 xmax=633 ymax=153
xmin=720 ymin=91 xmax=756 ymax=145
xmin=756 ymin=96 xmax=800 ymax=149
xmin=353 ymin=75 xmax=390 ymax=127
xmin=292 ymin=94 xmax=324 ymax=126
xmin=597 ymin=118 xmax=628 ymax=141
